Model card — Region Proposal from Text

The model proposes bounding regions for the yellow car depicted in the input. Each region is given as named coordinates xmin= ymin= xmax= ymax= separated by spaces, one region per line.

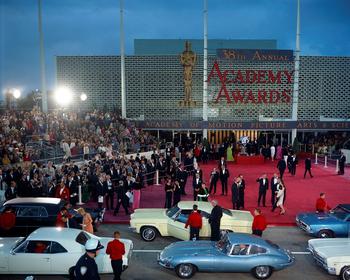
xmin=129 ymin=201 xmax=253 ymax=241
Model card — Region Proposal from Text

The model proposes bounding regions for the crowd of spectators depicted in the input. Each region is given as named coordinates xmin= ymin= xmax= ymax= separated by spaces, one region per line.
xmin=0 ymin=109 xmax=163 ymax=214
xmin=0 ymin=109 xmax=157 ymax=166
xmin=300 ymin=132 xmax=349 ymax=155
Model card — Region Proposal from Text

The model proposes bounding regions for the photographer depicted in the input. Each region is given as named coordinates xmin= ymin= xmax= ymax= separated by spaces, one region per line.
xmin=56 ymin=207 xmax=69 ymax=227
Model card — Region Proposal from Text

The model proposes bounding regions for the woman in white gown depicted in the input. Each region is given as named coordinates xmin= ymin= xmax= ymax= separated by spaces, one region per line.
xmin=275 ymin=183 xmax=286 ymax=215
xmin=270 ymin=145 xmax=276 ymax=161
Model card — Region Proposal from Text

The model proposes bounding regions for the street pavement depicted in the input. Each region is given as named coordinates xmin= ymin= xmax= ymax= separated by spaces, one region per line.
xmin=0 ymin=224 xmax=335 ymax=280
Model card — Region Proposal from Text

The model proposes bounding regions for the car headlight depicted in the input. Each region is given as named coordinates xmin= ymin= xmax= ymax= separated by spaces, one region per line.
xmin=327 ymin=265 xmax=336 ymax=274
xmin=160 ymin=256 xmax=173 ymax=267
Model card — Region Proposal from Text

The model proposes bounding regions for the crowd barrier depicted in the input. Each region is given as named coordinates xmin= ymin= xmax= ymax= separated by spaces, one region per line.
xmin=314 ymin=153 xmax=343 ymax=173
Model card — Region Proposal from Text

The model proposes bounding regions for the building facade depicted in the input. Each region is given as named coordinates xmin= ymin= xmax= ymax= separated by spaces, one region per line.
xmin=55 ymin=40 xmax=350 ymax=143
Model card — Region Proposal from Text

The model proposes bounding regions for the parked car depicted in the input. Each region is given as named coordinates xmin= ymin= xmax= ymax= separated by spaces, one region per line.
xmin=158 ymin=232 xmax=294 ymax=279
xmin=308 ymin=238 xmax=350 ymax=280
xmin=129 ymin=201 xmax=253 ymax=241
xmin=0 ymin=227 xmax=133 ymax=275
xmin=0 ymin=197 xmax=104 ymax=236
xmin=296 ymin=204 xmax=350 ymax=238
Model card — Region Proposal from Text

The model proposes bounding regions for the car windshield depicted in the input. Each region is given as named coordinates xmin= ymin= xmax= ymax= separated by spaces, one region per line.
xmin=216 ymin=236 xmax=231 ymax=254
xmin=75 ymin=231 xmax=91 ymax=246
xmin=223 ymin=208 xmax=232 ymax=216
xmin=330 ymin=206 xmax=350 ymax=220
xmin=11 ymin=237 xmax=27 ymax=252
xmin=166 ymin=206 xmax=180 ymax=218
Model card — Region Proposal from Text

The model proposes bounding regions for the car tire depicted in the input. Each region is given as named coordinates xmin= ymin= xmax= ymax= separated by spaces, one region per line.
xmin=317 ymin=229 xmax=334 ymax=238
xmin=140 ymin=226 xmax=157 ymax=242
xmin=175 ymin=263 xmax=196 ymax=279
xmin=340 ymin=266 xmax=350 ymax=280
xmin=68 ymin=266 xmax=75 ymax=280
xmin=252 ymin=265 xmax=272 ymax=280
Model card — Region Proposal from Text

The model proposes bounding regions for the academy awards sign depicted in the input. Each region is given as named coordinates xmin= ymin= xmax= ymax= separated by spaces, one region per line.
xmin=208 ymin=49 xmax=294 ymax=104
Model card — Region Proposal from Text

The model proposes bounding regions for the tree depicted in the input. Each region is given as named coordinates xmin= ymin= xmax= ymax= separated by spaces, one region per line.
xmin=292 ymin=136 xmax=300 ymax=152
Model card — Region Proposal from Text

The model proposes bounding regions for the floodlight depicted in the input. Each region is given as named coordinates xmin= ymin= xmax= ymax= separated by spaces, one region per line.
xmin=54 ymin=87 xmax=73 ymax=106
xmin=80 ymin=93 xmax=87 ymax=101
xmin=12 ymin=89 xmax=21 ymax=99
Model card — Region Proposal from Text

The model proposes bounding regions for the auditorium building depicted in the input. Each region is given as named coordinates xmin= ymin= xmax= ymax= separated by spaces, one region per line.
xmin=55 ymin=39 xmax=350 ymax=145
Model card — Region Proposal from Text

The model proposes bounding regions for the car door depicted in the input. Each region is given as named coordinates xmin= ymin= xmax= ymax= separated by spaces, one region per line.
xmin=199 ymin=211 xmax=210 ymax=237
xmin=214 ymin=244 xmax=256 ymax=272
xmin=167 ymin=210 xmax=190 ymax=240
xmin=49 ymin=241 xmax=81 ymax=274
xmin=9 ymin=240 xmax=51 ymax=273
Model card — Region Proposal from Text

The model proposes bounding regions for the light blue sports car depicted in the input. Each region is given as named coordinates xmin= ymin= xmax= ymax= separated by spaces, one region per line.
xmin=158 ymin=233 xmax=294 ymax=279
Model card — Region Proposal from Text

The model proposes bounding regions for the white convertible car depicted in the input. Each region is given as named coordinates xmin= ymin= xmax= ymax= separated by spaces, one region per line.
xmin=308 ymin=238 xmax=350 ymax=280
xmin=0 ymin=227 xmax=133 ymax=275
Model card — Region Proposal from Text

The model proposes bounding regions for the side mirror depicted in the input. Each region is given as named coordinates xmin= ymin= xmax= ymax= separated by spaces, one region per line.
xmin=10 ymin=250 xmax=16 ymax=255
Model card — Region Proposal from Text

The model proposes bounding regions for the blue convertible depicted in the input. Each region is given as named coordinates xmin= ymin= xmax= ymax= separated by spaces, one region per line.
xmin=296 ymin=204 xmax=350 ymax=238
xmin=158 ymin=233 xmax=294 ymax=279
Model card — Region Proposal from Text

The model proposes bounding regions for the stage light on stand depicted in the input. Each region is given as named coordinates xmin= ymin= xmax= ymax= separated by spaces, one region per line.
xmin=54 ymin=87 xmax=73 ymax=106
xmin=80 ymin=93 xmax=87 ymax=101
xmin=12 ymin=89 xmax=21 ymax=99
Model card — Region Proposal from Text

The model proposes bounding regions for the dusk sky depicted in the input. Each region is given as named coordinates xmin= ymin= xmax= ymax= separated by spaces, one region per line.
xmin=0 ymin=0 xmax=349 ymax=97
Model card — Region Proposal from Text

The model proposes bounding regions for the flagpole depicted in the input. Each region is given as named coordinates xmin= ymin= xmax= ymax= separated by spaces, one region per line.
xmin=291 ymin=0 xmax=300 ymax=143
xmin=38 ymin=0 xmax=48 ymax=112
xmin=203 ymin=0 xmax=208 ymax=140
xmin=120 ymin=0 xmax=126 ymax=118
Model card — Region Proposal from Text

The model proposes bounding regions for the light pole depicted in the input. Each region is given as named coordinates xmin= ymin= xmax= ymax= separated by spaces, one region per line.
xmin=38 ymin=0 xmax=48 ymax=112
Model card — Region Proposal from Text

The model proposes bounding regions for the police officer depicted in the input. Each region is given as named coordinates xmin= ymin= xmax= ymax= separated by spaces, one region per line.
xmin=73 ymin=238 xmax=104 ymax=280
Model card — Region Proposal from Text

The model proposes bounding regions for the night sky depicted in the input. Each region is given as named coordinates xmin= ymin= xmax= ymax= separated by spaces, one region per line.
xmin=1 ymin=0 xmax=349 ymax=96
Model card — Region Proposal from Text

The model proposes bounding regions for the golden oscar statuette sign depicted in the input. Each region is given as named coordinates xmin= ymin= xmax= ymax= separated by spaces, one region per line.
xmin=179 ymin=41 xmax=197 ymax=107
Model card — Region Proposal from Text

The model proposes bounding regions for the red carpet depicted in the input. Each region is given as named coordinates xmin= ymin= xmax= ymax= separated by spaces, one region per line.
xmin=97 ymin=160 xmax=350 ymax=226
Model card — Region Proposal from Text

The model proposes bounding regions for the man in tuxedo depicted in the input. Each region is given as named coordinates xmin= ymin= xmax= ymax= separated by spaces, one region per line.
xmin=256 ymin=174 xmax=269 ymax=207
xmin=209 ymin=200 xmax=223 ymax=241
xmin=338 ymin=152 xmax=346 ymax=175
xmin=114 ymin=180 xmax=129 ymax=215
xmin=231 ymin=177 xmax=240 ymax=210
xmin=201 ymin=146 xmax=209 ymax=164
xmin=238 ymin=174 xmax=246 ymax=209
xmin=218 ymin=156 xmax=226 ymax=169
xmin=5 ymin=181 xmax=18 ymax=201
xmin=67 ymin=174 xmax=79 ymax=207
xmin=287 ymin=153 xmax=293 ymax=173
xmin=290 ymin=155 xmax=298 ymax=176
xmin=96 ymin=174 xmax=107 ymax=210
xmin=146 ymin=159 xmax=156 ymax=186
xmin=175 ymin=165 xmax=188 ymax=195
xmin=156 ymin=156 xmax=166 ymax=183
xmin=209 ymin=167 xmax=219 ymax=194
xmin=105 ymin=174 xmax=114 ymax=210
xmin=192 ymin=173 xmax=202 ymax=201
xmin=219 ymin=165 xmax=230 ymax=196
xmin=270 ymin=173 xmax=279 ymax=207
xmin=304 ymin=157 xmax=313 ymax=178
xmin=277 ymin=158 xmax=286 ymax=179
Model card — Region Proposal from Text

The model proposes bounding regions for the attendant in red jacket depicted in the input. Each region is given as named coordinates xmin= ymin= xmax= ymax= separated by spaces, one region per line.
xmin=252 ymin=208 xmax=267 ymax=237
xmin=185 ymin=204 xmax=202 ymax=240
xmin=55 ymin=181 xmax=70 ymax=201
xmin=55 ymin=207 xmax=68 ymax=227
xmin=106 ymin=231 xmax=125 ymax=280
xmin=316 ymin=193 xmax=331 ymax=213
